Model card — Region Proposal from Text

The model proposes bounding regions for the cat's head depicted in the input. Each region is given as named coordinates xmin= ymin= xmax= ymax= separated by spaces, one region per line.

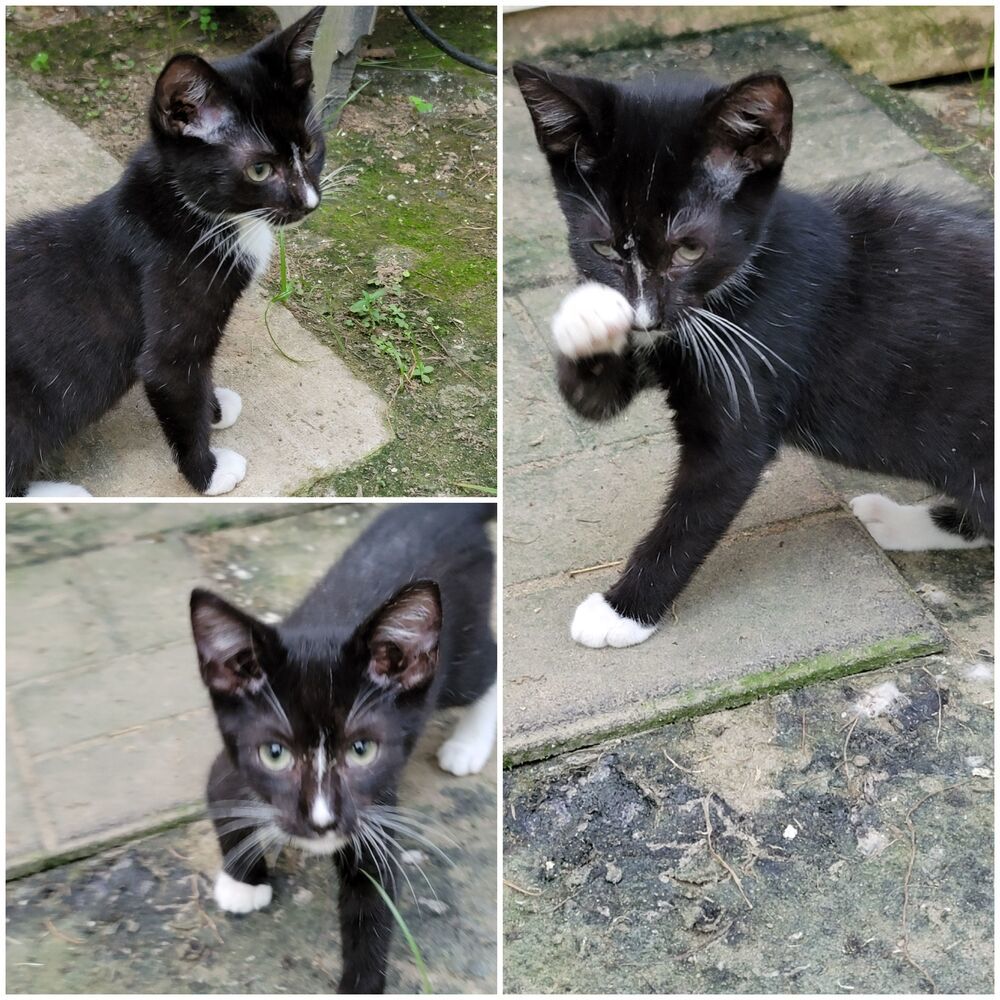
xmin=150 ymin=7 xmax=326 ymax=225
xmin=191 ymin=580 xmax=442 ymax=855
xmin=514 ymin=64 xmax=793 ymax=330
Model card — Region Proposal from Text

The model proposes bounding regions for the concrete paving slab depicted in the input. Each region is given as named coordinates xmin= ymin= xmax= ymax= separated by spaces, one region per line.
xmin=505 ymin=443 xmax=840 ymax=588
xmin=6 ymin=558 xmax=117 ymax=684
xmin=6 ymin=76 xmax=389 ymax=497
xmin=504 ymin=516 xmax=943 ymax=762
xmin=5 ymin=501 xmax=331 ymax=566
xmin=32 ymin=708 xmax=218 ymax=848
xmin=12 ymin=642 xmax=203 ymax=755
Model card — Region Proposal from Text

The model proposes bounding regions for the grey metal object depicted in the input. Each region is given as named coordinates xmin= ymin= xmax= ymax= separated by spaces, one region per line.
xmin=272 ymin=6 xmax=377 ymax=126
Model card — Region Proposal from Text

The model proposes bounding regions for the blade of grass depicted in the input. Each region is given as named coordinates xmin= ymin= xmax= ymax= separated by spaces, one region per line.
xmin=263 ymin=231 xmax=306 ymax=363
xmin=359 ymin=869 xmax=432 ymax=993
xmin=452 ymin=482 xmax=497 ymax=496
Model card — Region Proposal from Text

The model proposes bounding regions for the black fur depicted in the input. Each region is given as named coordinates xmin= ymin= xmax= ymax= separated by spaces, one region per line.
xmin=192 ymin=503 xmax=496 ymax=994
xmin=6 ymin=8 xmax=326 ymax=496
xmin=514 ymin=63 xmax=993 ymax=628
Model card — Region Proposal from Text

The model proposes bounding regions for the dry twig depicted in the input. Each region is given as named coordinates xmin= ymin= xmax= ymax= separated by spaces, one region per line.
xmin=702 ymin=798 xmax=753 ymax=910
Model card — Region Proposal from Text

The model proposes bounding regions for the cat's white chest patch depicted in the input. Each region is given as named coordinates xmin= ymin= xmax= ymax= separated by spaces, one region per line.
xmin=234 ymin=217 xmax=274 ymax=281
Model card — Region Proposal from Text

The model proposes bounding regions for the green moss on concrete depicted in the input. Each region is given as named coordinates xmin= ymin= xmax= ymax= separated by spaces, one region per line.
xmin=6 ymin=804 xmax=204 ymax=882
xmin=504 ymin=631 xmax=944 ymax=766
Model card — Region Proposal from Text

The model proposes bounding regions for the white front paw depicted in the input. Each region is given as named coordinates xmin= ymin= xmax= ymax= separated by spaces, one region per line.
xmin=437 ymin=737 xmax=492 ymax=777
xmin=214 ymin=871 xmax=272 ymax=914
xmin=204 ymin=447 xmax=247 ymax=496
xmin=552 ymin=282 xmax=634 ymax=360
xmin=25 ymin=481 xmax=92 ymax=498
xmin=571 ymin=592 xmax=656 ymax=648
xmin=211 ymin=387 xmax=243 ymax=430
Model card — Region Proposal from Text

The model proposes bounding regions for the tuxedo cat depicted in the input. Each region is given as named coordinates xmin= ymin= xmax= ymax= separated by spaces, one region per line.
xmin=514 ymin=63 xmax=993 ymax=648
xmin=191 ymin=503 xmax=497 ymax=994
xmin=6 ymin=8 xmax=327 ymax=497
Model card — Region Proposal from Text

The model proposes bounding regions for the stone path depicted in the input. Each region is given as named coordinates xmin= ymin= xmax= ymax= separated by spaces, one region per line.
xmin=6 ymin=503 xmax=496 ymax=993
xmin=6 ymin=76 xmax=389 ymax=497
xmin=501 ymin=28 xmax=989 ymax=763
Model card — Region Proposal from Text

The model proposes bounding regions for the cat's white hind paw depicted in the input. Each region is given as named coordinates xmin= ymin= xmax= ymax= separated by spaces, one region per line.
xmin=437 ymin=737 xmax=492 ymax=776
xmin=211 ymin=387 xmax=242 ymax=430
xmin=204 ymin=448 xmax=247 ymax=496
xmin=437 ymin=682 xmax=496 ymax=776
xmin=214 ymin=871 xmax=272 ymax=914
xmin=552 ymin=282 xmax=634 ymax=360
xmin=571 ymin=592 xmax=656 ymax=648
xmin=25 ymin=481 xmax=92 ymax=498
xmin=850 ymin=493 xmax=987 ymax=551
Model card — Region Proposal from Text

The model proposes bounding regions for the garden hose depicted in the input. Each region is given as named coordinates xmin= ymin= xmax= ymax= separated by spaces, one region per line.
xmin=400 ymin=6 xmax=497 ymax=76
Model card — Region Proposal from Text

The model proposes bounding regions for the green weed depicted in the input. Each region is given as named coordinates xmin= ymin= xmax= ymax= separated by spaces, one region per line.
xmin=199 ymin=6 xmax=219 ymax=43
xmin=29 ymin=51 xmax=49 ymax=73
xmin=408 ymin=95 xmax=434 ymax=114
xmin=359 ymin=870 xmax=433 ymax=993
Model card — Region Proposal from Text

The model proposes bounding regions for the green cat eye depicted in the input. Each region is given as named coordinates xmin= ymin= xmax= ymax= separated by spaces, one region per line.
xmin=591 ymin=241 xmax=622 ymax=263
xmin=259 ymin=741 xmax=294 ymax=771
xmin=302 ymin=139 xmax=317 ymax=158
xmin=674 ymin=243 xmax=705 ymax=264
xmin=347 ymin=739 xmax=379 ymax=767
xmin=245 ymin=162 xmax=273 ymax=183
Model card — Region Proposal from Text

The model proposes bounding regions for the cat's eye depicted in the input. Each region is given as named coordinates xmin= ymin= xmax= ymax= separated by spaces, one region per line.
xmin=302 ymin=139 xmax=317 ymax=158
xmin=674 ymin=243 xmax=705 ymax=264
xmin=346 ymin=739 xmax=379 ymax=767
xmin=245 ymin=162 xmax=273 ymax=183
xmin=258 ymin=742 xmax=294 ymax=771
xmin=591 ymin=241 xmax=622 ymax=263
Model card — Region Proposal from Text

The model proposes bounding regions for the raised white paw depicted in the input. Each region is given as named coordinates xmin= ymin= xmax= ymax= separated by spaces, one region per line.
xmin=204 ymin=448 xmax=247 ymax=496
xmin=571 ymin=592 xmax=656 ymax=648
xmin=24 ymin=481 xmax=92 ymax=498
xmin=552 ymin=282 xmax=634 ymax=360
xmin=213 ymin=871 xmax=272 ymax=914
xmin=437 ymin=736 xmax=492 ymax=776
xmin=211 ymin=387 xmax=243 ymax=430
xmin=850 ymin=493 xmax=986 ymax=551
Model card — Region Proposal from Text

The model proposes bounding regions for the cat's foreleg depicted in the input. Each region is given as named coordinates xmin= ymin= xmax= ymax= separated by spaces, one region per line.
xmin=140 ymin=353 xmax=247 ymax=495
xmin=206 ymin=751 xmax=273 ymax=914
xmin=553 ymin=282 xmax=641 ymax=420
xmin=573 ymin=443 xmax=770 ymax=648
xmin=334 ymin=846 xmax=396 ymax=994
xmin=438 ymin=681 xmax=497 ymax=776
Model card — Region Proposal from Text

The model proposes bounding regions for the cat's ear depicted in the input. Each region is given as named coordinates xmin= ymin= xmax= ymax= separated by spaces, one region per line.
xmin=362 ymin=581 xmax=442 ymax=693
xmin=512 ymin=62 xmax=612 ymax=169
xmin=701 ymin=74 xmax=793 ymax=176
xmin=269 ymin=6 xmax=325 ymax=91
xmin=191 ymin=590 xmax=276 ymax=697
xmin=153 ymin=54 xmax=232 ymax=141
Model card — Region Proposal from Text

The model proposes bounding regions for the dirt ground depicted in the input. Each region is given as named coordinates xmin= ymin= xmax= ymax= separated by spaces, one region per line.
xmin=5 ymin=5 xmax=497 ymax=498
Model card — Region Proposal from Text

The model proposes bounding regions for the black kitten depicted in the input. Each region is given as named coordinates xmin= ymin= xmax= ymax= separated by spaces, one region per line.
xmin=191 ymin=503 xmax=497 ymax=994
xmin=7 ymin=8 xmax=327 ymax=497
xmin=514 ymin=63 xmax=993 ymax=648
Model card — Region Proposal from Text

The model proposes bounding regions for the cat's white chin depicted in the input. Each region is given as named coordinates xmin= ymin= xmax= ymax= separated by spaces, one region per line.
xmin=204 ymin=447 xmax=247 ymax=496
xmin=24 ymin=481 xmax=92 ymax=498
xmin=214 ymin=871 xmax=272 ymax=914
xmin=211 ymin=387 xmax=242 ymax=430
xmin=571 ymin=593 xmax=656 ymax=648
xmin=552 ymin=282 xmax=634 ymax=360
xmin=289 ymin=830 xmax=348 ymax=855
xmin=850 ymin=494 xmax=990 ymax=551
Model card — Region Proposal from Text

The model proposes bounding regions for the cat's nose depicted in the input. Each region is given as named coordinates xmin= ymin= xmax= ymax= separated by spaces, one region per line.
xmin=634 ymin=297 xmax=658 ymax=330
xmin=291 ymin=179 xmax=321 ymax=212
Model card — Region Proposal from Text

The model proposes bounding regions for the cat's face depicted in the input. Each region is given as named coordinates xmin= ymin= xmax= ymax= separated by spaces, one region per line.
xmin=191 ymin=581 xmax=441 ymax=855
xmin=150 ymin=7 xmax=326 ymax=225
xmin=515 ymin=65 xmax=793 ymax=330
